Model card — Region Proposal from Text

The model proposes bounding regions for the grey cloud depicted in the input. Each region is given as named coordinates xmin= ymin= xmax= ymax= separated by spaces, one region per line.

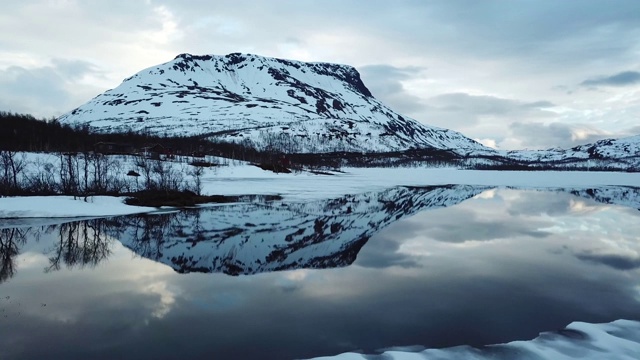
xmin=429 ymin=220 xmax=550 ymax=243
xmin=581 ymin=71 xmax=640 ymax=87
xmin=0 ymin=66 xmax=70 ymax=115
xmin=1 ymin=0 xmax=640 ymax=143
xmin=507 ymin=191 xmax=575 ymax=217
xmin=359 ymin=64 xmax=426 ymax=115
xmin=522 ymin=101 xmax=555 ymax=108
xmin=427 ymin=93 xmax=554 ymax=116
xmin=357 ymin=221 xmax=424 ymax=269
xmin=415 ymin=208 xmax=552 ymax=243
xmin=164 ymin=0 xmax=640 ymax=65
xmin=576 ymin=252 xmax=640 ymax=270
xmin=625 ymin=126 xmax=640 ymax=136
xmin=50 ymin=59 xmax=103 ymax=81
xmin=0 ymin=61 xmax=103 ymax=117
xmin=420 ymin=93 xmax=555 ymax=128
xmin=509 ymin=122 xmax=610 ymax=149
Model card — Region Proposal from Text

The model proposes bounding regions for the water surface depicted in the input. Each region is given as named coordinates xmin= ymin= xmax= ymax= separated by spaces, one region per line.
xmin=1 ymin=186 xmax=640 ymax=359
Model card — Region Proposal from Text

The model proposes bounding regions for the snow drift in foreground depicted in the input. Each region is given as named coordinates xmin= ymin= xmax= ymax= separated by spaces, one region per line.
xmin=309 ymin=319 xmax=640 ymax=360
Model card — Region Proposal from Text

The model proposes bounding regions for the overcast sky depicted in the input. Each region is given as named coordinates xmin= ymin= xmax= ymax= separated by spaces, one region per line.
xmin=1 ymin=0 xmax=639 ymax=149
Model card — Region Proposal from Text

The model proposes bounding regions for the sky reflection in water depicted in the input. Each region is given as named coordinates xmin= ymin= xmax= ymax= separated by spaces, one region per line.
xmin=1 ymin=188 xmax=640 ymax=360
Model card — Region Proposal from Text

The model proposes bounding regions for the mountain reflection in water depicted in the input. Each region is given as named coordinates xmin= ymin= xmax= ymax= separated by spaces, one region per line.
xmin=1 ymin=185 xmax=640 ymax=360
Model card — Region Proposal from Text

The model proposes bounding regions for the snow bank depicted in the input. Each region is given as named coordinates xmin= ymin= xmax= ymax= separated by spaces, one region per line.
xmin=3 ymin=151 xmax=640 ymax=218
xmin=203 ymin=167 xmax=640 ymax=201
xmin=0 ymin=196 xmax=155 ymax=218
xmin=310 ymin=319 xmax=640 ymax=360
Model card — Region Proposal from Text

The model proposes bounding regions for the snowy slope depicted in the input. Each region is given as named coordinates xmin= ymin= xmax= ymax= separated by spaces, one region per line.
xmin=58 ymin=53 xmax=492 ymax=155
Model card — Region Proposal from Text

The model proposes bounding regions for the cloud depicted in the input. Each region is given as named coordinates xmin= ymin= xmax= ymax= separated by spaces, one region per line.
xmin=509 ymin=122 xmax=611 ymax=149
xmin=625 ymin=126 xmax=640 ymax=136
xmin=1 ymin=0 xmax=640 ymax=149
xmin=507 ymin=191 xmax=575 ymax=217
xmin=0 ymin=60 xmax=103 ymax=117
xmin=426 ymin=93 xmax=554 ymax=118
xmin=355 ymin=221 xmax=424 ymax=269
xmin=359 ymin=64 xmax=427 ymax=114
xmin=581 ymin=71 xmax=640 ymax=87
xmin=50 ymin=59 xmax=103 ymax=81
xmin=414 ymin=93 xmax=556 ymax=142
xmin=412 ymin=207 xmax=552 ymax=243
xmin=576 ymin=252 xmax=640 ymax=270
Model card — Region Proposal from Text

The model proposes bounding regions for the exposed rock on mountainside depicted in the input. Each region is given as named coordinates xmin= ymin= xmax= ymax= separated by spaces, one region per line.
xmin=58 ymin=53 xmax=492 ymax=155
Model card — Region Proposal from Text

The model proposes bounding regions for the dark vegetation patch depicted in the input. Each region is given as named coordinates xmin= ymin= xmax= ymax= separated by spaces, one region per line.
xmin=1 ymin=112 xmax=637 ymax=175
xmin=124 ymin=190 xmax=282 ymax=207
xmin=189 ymin=160 xmax=216 ymax=167
xmin=309 ymin=170 xmax=336 ymax=176
xmin=253 ymin=163 xmax=292 ymax=173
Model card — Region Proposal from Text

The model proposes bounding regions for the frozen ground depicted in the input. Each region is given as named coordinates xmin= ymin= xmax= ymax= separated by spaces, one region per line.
xmin=205 ymin=166 xmax=640 ymax=201
xmin=0 ymin=195 xmax=156 ymax=219
xmin=2 ymin=154 xmax=640 ymax=218
xmin=309 ymin=320 xmax=640 ymax=360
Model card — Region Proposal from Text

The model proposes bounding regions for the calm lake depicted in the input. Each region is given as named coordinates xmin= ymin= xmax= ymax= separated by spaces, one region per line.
xmin=1 ymin=186 xmax=640 ymax=359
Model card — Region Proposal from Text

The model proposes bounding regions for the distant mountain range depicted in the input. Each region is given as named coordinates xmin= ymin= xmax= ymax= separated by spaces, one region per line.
xmin=500 ymin=135 xmax=640 ymax=170
xmin=58 ymin=52 xmax=639 ymax=170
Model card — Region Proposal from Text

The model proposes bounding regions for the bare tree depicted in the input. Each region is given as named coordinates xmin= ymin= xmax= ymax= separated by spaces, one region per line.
xmin=135 ymin=156 xmax=155 ymax=190
xmin=0 ymin=150 xmax=27 ymax=195
xmin=188 ymin=164 xmax=205 ymax=195
xmin=0 ymin=228 xmax=29 ymax=283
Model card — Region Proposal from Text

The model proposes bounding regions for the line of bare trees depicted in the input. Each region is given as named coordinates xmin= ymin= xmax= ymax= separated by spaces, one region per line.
xmin=0 ymin=150 xmax=208 ymax=197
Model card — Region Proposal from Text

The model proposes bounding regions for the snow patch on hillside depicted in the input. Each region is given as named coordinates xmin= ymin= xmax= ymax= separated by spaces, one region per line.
xmin=0 ymin=196 xmax=155 ymax=219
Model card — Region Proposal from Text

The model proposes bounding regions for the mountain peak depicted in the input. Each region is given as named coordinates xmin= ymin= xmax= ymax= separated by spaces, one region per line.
xmin=165 ymin=52 xmax=374 ymax=98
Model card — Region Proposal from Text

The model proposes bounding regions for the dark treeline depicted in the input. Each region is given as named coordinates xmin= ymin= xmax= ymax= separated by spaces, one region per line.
xmin=0 ymin=111 xmax=444 ymax=168
xmin=0 ymin=111 xmax=294 ymax=166
xmin=2 ymin=111 xmax=635 ymax=173
xmin=0 ymin=111 xmax=213 ymax=154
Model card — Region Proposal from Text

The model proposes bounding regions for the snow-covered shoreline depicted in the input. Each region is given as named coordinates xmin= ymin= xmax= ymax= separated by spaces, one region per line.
xmin=309 ymin=319 xmax=640 ymax=360
xmin=2 ymin=163 xmax=640 ymax=219
xmin=0 ymin=195 xmax=156 ymax=219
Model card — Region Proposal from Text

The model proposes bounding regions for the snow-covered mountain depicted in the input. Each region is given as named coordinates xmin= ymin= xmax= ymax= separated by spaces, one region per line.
xmin=58 ymin=53 xmax=491 ymax=155
xmin=500 ymin=135 xmax=640 ymax=170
